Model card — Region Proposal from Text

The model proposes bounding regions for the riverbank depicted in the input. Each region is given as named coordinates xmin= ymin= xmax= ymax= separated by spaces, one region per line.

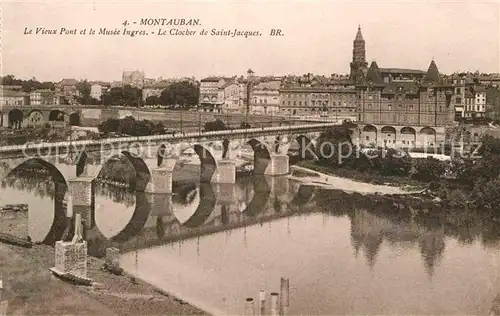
xmin=295 ymin=160 xmax=427 ymax=188
xmin=0 ymin=242 xmax=208 ymax=315
xmin=289 ymin=164 xmax=425 ymax=195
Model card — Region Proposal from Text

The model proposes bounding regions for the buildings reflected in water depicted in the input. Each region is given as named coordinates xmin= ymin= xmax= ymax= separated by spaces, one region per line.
xmin=349 ymin=210 xmax=446 ymax=277
xmin=1 ymin=166 xmax=500 ymax=276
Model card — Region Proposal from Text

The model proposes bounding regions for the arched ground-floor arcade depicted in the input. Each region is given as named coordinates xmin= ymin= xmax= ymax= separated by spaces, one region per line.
xmin=357 ymin=124 xmax=446 ymax=149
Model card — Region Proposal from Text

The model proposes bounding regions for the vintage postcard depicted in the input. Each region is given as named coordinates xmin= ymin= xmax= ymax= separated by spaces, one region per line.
xmin=0 ymin=1 xmax=499 ymax=315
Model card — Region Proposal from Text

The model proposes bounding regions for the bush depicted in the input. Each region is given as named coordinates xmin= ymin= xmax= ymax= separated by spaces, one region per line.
xmin=204 ymin=119 xmax=227 ymax=132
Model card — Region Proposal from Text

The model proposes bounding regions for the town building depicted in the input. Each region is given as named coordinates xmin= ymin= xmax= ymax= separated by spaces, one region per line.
xmin=473 ymin=86 xmax=487 ymax=118
xmin=357 ymin=60 xmax=455 ymax=148
xmin=249 ymin=81 xmax=281 ymax=115
xmin=221 ymin=82 xmax=241 ymax=113
xmin=350 ymin=26 xmax=456 ymax=149
xmin=279 ymin=85 xmax=357 ymax=121
xmin=122 ymin=70 xmax=145 ymax=88
xmin=57 ymin=78 xmax=80 ymax=102
xmin=478 ymin=74 xmax=500 ymax=87
xmin=0 ymin=89 xmax=29 ymax=106
xmin=199 ymin=77 xmax=226 ymax=112
xmin=90 ymin=84 xmax=103 ymax=100
xmin=29 ymin=89 xmax=60 ymax=105
xmin=0 ymin=85 xmax=23 ymax=91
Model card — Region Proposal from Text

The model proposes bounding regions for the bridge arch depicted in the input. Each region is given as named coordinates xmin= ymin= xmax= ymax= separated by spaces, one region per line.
xmin=95 ymin=151 xmax=152 ymax=192
xmin=241 ymin=175 xmax=271 ymax=217
xmin=105 ymin=192 xmax=153 ymax=243
xmin=157 ymin=142 xmax=224 ymax=182
xmin=420 ymin=127 xmax=437 ymax=147
xmin=193 ymin=144 xmax=219 ymax=182
xmin=69 ymin=112 xmax=81 ymax=126
xmin=362 ymin=125 xmax=377 ymax=147
xmin=381 ymin=126 xmax=396 ymax=148
xmin=49 ymin=109 xmax=65 ymax=122
xmin=8 ymin=108 xmax=23 ymax=129
xmin=400 ymin=127 xmax=416 ymax=147
xmin=285 ymin=134 xmax=317 ymax=162
xmin=247 ymin=138 xmax=271 ymax=174
xmin=181 ymin=183 xmax=216 ymax=228
xmin=1 ymin=157 xmax=68 ymax=245
xmin=26 ymin=110 xmax=44 ymax=128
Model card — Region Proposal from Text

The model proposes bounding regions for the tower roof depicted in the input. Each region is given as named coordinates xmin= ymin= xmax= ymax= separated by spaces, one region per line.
xmin=423 ymin=60 xmax=441 ymax=84
xmin=355 ymin=25 xmax=364 ymax=41
xmin=365 ymin=61 xmax=383 ymax=84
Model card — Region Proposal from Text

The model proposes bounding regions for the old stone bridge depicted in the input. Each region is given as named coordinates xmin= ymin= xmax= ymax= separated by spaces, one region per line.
xmin=0 ymin=123 xmax=337 ymax=238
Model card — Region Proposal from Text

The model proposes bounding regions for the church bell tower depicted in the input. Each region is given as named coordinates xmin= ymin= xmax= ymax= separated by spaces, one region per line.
xmin=350 ymin=25 xmax=368 ymax=84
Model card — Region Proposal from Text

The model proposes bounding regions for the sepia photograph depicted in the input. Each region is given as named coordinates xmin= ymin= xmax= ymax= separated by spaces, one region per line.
xmin=0 ymin=0 xmax=500 ymax=315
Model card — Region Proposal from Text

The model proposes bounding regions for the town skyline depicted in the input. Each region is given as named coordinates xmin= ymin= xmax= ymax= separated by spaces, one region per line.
xmin=3 ymin=1 xmax=499 ymax=82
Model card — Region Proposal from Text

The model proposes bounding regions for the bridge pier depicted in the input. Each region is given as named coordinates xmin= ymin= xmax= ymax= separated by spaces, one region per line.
xmin=1 ymin=112 xmax=7 ymax=128
xmin=211 ymin=159 xmax=236 ymax=184
xmin=145 ymin=158 xmax=176 ymax=194
xmin=264 ymin=153 xmax=289 ymax=176
xmin=68 ymin=177 xmax=94 ymax=230
xmin=148 ymin=193 xmax=174 ymax=218
xmin=213 ymin=183 xmax=236 ymax=205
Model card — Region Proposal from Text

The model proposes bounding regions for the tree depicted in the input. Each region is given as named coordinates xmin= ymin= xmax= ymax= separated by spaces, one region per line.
xmin=377 ymin=149 xmax=412 ymax=176
xmin=97 ymin=118 xmax=120 ymax=134
xmin=97 ymin=117 xmax=165 ymax=136
xmin=240 ymin=121 xmax=251 ymax=129
xmin=159 ymin=81 xmax=198 ymax=107
xmin=145 ymin=95 xmax=159 ymax=105
xmin=315 ymin=125 xmax=355 ymax=165
xmin=118 ymin=116 xmax=137 ymax=135
xmin=102 ymin=87 xmax=124 ymax=106
xmin=122 ymin=85 xmax=142 ymax=107
xmin=76 ymin=80 xmax=91 ymax=97
xmin=39 ymin=82 xmax=55 ymax=90
xmin=204 ymin=119 xmax=227 ymax=131
xmin=412 ymin=157 xmax=446 ymax=182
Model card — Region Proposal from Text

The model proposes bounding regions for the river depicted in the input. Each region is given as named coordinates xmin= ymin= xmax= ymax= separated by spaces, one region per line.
xmin=0 ymin=164 xmax=499 ymax=315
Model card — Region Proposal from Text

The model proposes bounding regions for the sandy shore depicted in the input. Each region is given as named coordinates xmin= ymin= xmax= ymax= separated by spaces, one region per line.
xmin=288 ymin=165 xmax=422 ymax=195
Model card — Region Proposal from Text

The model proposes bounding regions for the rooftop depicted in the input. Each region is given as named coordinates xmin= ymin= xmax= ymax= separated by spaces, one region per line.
xmin=280 ymin=85 xmax=356 ymax=93
xmin=1 ymin=89 xmax=29 ymax=97
xmin=59 ymin=78 xmax=79 ymax=86
xmin=253 ymin=81 xmax=281 ymax=90
xmin=201 ymin=77 xmax=223 ymax=82
xmin=379 ymin=68 xmax=426 ymax=75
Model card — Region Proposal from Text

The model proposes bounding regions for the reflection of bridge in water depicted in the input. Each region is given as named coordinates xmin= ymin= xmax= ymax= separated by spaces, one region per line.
xmin=82 ymin=176 xmax=319 ymax=257
xmin=3 ymin=168 xmax=500 ymax=277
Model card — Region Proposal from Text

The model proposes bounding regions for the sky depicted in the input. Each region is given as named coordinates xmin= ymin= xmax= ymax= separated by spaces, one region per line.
xmin=2 ymin=0 xmax=500 ymax=82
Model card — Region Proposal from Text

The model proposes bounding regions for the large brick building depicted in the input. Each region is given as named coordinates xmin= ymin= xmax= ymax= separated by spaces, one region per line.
xmin=279 ymin=85 xmax=357 ymax=121
xmin=354 ymin=27 xmax=455 ymax=149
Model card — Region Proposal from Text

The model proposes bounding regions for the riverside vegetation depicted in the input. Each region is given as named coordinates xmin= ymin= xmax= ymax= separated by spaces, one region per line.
xmin=300 ymin=125 xmax=500 ymax=215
